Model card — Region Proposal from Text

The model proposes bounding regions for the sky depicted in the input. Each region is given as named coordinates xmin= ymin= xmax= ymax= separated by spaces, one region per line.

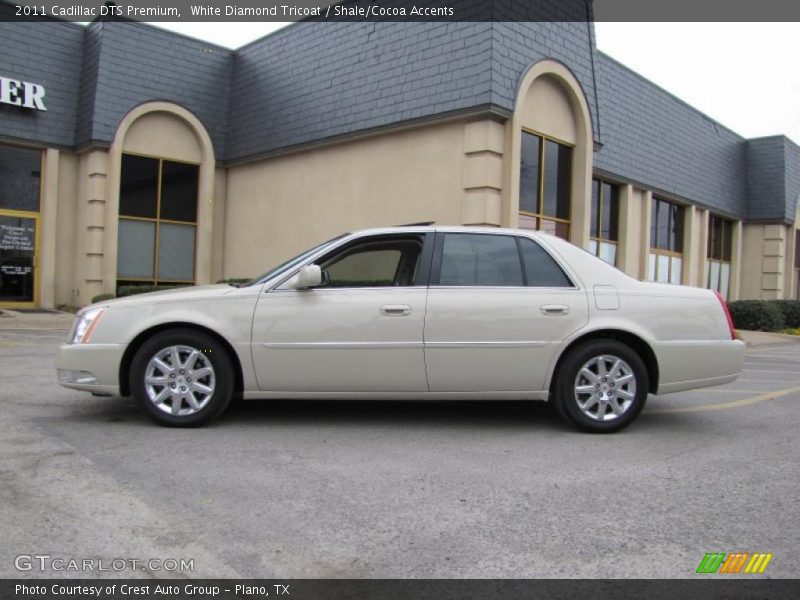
xmin=147 ymin=22 xmax=800 ymax=145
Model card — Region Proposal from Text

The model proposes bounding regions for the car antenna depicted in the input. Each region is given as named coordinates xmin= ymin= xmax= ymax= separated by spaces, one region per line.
xmin=394 ymin=221 xmax=435 ymax=227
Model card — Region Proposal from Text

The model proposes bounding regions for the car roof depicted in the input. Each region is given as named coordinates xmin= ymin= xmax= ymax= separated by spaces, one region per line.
xmin=348 ymin=225 xmax=548 ymax=237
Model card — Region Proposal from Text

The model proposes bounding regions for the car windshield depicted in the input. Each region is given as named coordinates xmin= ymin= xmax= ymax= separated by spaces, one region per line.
xmin=239 ymin=234 xmax=348 ymax=287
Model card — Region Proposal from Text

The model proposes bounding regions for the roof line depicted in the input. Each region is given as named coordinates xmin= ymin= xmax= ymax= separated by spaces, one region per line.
xmin=596 ymin=49 xmax=746 ymax=142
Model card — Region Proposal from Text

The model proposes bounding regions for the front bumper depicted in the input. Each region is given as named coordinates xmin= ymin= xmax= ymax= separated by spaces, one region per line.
xmin=55 ymin=343 xmax=125 ymax=395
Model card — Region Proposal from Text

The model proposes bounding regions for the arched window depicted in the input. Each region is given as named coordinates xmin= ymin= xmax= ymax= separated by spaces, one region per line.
xmin=117 ymin=153 xmax=199 ymax=293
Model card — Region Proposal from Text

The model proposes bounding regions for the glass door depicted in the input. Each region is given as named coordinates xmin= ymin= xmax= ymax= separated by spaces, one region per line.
xmin=0 ymin=211 xmax=39 ymax=307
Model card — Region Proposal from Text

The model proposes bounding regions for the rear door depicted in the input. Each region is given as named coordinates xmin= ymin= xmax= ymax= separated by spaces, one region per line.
xmin=424 ymin=232 xmax=588 ymax=392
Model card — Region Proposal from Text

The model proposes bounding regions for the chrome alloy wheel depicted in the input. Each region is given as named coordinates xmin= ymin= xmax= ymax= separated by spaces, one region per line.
xmin=144 ymin=345 xmax=216 ymax=416
xmin=573 ymin=354 xmax=637 ymax=422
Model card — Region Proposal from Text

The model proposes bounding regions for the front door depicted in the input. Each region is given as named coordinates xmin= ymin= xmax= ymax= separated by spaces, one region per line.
xmin=251 ymin=233 xmax=432 ymax=393
xmin=424 ymin=232 xmax=588 ymax=392
xmin=0 ymin=211 xmax=38 ymax=307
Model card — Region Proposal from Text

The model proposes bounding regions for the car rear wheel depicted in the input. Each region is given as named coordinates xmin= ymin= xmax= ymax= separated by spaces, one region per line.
xmin=553 ymin=339 xmax=648 ymax=433
xmin=130 ymin=329 xmax=234 ymax=427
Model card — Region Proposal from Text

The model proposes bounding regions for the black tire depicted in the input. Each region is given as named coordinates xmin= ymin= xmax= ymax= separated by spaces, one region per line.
xmin=553 ymin=339 xmax=649 ymax=433
xmin=130 ymin=328 xmax=235 ymax=427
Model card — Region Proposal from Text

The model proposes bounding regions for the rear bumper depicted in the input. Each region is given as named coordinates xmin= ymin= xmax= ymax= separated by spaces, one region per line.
xmin=55 ymin=343 xmax=124 ymax=395
xmin=654 ymin=339 xmax=746 ymax=395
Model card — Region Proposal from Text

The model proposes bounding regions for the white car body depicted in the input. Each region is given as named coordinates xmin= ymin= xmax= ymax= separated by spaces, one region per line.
xmin=56 ymin=227 xmax=744 ymax=429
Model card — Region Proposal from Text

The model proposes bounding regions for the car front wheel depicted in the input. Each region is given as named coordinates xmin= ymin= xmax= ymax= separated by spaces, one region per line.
xmin=130 ymin=328 xmax=234 ymax=427
xmin=553 ymin=339 xmax=648 ymax=433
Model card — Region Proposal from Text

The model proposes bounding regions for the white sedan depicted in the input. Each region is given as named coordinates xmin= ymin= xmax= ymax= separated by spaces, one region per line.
xmin=56 ymin=226 xmax=744 ymax=432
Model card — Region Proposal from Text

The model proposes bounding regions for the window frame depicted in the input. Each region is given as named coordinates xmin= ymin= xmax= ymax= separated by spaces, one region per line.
xmin=706 ymin=213 xmax=734 ymax=298
xmin=430 ymin=231 xmax=576 ymax=289
xmin=518 ymin=128 xmax=573 ymax=241
xmin=275 ymin=232 xmax=435 ymax=291
xmin=589 ymin=177 xmax=620 ymax=266
xmin=649 ymin=196 xmax=686 ymax=285
xmin=117 ymin=151 xmax=200 ymax=288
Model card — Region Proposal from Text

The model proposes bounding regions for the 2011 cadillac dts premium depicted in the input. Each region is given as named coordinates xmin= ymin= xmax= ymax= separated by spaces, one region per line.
xmin=56 ymin=227 xmax=745 ymax=432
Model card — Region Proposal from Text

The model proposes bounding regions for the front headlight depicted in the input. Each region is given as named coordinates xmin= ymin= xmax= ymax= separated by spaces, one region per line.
xmin=70 ymin=307 xmax=106 ymax=344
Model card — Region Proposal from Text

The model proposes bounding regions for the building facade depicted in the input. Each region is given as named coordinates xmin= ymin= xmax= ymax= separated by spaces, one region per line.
xmin=2 ymin=17 xmax=800 ymax=309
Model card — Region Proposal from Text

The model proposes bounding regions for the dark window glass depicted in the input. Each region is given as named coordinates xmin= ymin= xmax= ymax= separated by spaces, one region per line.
xmin=656 ymin=199 xmax=670 ymax=250
xmin=519 ymin=132 xmax=541 ymax=214
xmin=319 ymin=237 xmax=422 ymax=288
xmin=542 ymin=140 xmax=571 ymax=220
xmin=721 ymin=219 xmax=733 ymax=261
xmin=590 ymin=179 xmax=600 ymax=237
xmin=119 ymin=155 xmax=158 ymax=218
xmin=601 ymin=182 xmax=619 ymax=241
xmin=518 ymin=237 xmax=572 ymax=288
xmin=670 ymin=203 xmax=684 ymax=251
xmin=0 ymin=215 xmax=36 ymax=301
xmin=0 ymin=145 xmax=41 ymax=212
xmin=708 ymin=215 xmax=733 ymax=261
xmin=796 ymin=230 xmax=800 ymax=268
xmin=160 ymin=161 xmax=199 ymax=222
xmin=651 ymin=197 xmax=683 ymax=252
xmin=439 ymin=234 xmax=523 ymax=286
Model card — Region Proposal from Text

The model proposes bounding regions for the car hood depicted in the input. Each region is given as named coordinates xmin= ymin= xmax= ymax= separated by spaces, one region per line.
xmin=90 ymin=284 xmax=237 ymax=310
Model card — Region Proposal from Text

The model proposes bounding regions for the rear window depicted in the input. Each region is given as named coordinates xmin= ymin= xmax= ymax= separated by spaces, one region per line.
xmin=518 ymin=237 xmax=573 ymax=287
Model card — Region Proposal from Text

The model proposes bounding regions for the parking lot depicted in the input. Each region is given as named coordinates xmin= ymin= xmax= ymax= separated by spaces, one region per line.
xmin=1 ymin=321 xmax=798 ymax=578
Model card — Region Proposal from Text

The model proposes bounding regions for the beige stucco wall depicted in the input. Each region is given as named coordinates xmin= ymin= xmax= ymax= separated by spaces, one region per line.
xmin=740 ymin=223 xmax=791 ymax=300
xmin=54 ymin=151 xmax=80 ymax=307
xmin=222 ymin=120 xmax=469 ymax=278
xmin=518 ymin=74 xmax=577 ymax=145
xmin=122 ymin=112 xmax=204 ymax=163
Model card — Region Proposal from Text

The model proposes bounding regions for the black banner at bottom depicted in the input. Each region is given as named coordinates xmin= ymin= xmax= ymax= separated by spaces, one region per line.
xmin=4 ymin=579 xmax=800 ymax=600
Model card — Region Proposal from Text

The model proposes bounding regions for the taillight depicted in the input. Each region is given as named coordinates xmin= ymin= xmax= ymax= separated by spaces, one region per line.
xmin=714 ymin=290 xmax=736 ymax=340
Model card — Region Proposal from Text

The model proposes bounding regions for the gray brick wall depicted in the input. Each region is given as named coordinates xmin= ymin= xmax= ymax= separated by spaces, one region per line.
xmin=593 ymin=52 xmax=748 ymax=219
xmin=746 ymin=137 xmax=786 ymax=221
xmin=82 ymin=21 xmax=233 ymax=158
xmin=489 ymin=21 xmax=600 ymax=142
xmin=75 ymin=21 xmax=102 ymax=146
xmin=0 ymin=21 xmax=84 ymax=148
xmin=783 ymin=137 xmax=800 ymax=222
xmin=226 ymin=22 xmax=494 ymax=161
xmin=2 ymin=18 xmax=799 ymax=224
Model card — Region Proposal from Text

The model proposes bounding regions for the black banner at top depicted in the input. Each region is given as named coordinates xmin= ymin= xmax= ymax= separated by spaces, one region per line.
xmin=2 ymin=0 xmax=800 ymax=22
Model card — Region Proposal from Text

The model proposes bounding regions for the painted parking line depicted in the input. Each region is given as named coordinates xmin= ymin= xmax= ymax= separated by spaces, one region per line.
xmin=649 ymin=384 xmax=800 ymax=414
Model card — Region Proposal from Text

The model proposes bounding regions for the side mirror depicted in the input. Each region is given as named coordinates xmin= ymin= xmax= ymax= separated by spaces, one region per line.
xmin=287 ymin=264 xmax=323 ymax=289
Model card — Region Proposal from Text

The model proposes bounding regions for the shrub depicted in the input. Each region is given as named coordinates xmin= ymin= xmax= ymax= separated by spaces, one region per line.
xmin=728 ymin=300 xmax=784 ymax=332
xmin=767 ymin=300 xmax=800 ymax=328
xmin=216 ymin=278 xmax=251 ymax=286
xmin=91 ymin=293 xmax=116 ymax=303
xmin=116 ymin=284 xmax=184 ymax=298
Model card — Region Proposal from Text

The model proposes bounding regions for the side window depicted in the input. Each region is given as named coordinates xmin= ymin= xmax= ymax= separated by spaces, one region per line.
xmin=518 ymin=237 xmax=573 ymax=287
xmin=439 ymin=234 xmax=523 ymax=286
xmin=318 ymin=237 xmax=423 ymax=288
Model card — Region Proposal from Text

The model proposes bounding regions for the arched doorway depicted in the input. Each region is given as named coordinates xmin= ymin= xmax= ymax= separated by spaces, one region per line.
xmin=507 ymin=60 xmax=594 ymax=249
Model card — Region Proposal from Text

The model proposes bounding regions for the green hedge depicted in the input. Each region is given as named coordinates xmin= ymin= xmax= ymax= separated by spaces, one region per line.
xmin=728 ymin=300 xmax=786 ymax=332
xmin=216 ymin=278 xmax=251 ymax=286
xmin=117 ymin=284 xmax=185 ymax=298
xmin=91 ymin=293 xmax=115 ymax=303
xmin=768 ymin=300 xmax=800 ymax=328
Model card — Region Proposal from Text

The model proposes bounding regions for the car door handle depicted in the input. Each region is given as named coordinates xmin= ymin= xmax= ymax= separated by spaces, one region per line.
xmin=540 ymin=304 xmax=569 ymax=316
xmin=380 ymin=304 xmax=412 ymax=316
